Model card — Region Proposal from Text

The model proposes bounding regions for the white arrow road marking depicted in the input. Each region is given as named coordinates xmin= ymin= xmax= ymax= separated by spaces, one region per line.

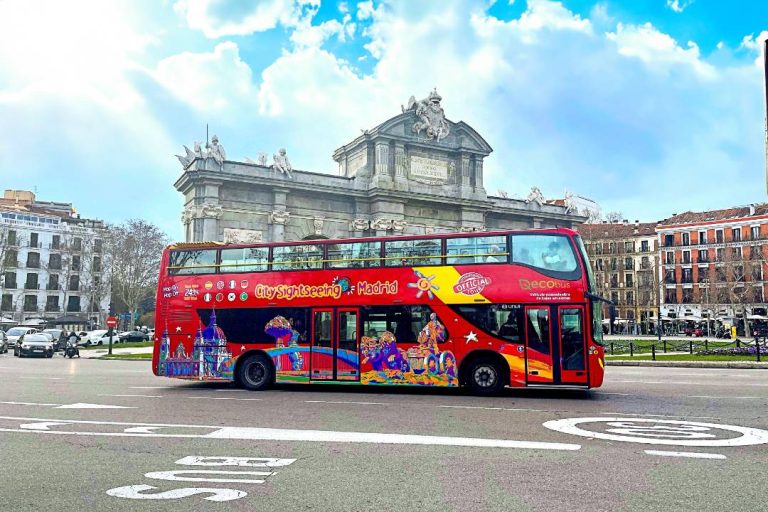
xmin=56 ymin=403 xmax=136 ymax=409
xmin=124 ymin=427 xmax=164 ymax=434
xmin=645 ymin=450 xmax=727 ymax=460
xmin=0 ymin=415 xmax=581 ymax=451
xmin=19 ymin=422 xmax=70 ymax=430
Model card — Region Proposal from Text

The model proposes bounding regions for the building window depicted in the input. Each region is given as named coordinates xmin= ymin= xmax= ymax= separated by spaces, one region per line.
xmin=30 ymin=232 xmax=39 ymax=248
xmin=716 ymin=248 xmax=724 ymax=261
xmin=595 ymin=259 xmax=604 ymax=271
xmin=66 ymin=296 xmax=81 ymax=312
xmin=698 ymin=249 xmax=708 ymax=263
xmin=751 ymin=264 xmax=763 ymax=282
xmin=732 ymin=247 xmax=742 ymax=260
xmin=682 ymin=268 xmax=693 ymax=284
xmin=682 ymin=233 xmax=690 ymax=246
xmin=73 ymin=237 xmax=82 ymax=251
xmin=94 ymin=239 xmax=102 ymax=253
xmin=665 ymin=252 xmax=674 ymax=264
xmin=665 ymin=270 xmax=676 ymax=284
xmin=682 ymin=288 xmax=693 ymax=304
xmin=24 ymin=273 xmax=38 ymax=290
xmin=48 ymin=274 xmax=59 ymax=291
xmin=750 ymin=247 xmax=763 ymax=260
xmin=68 ymin=275 xmax=79 ymax=292
xmin=610 ymin=274 xmax=618 ymax=287
xmin=625 ymin=274 xmax=634 ymax=287
xmin=48 ymin=253 xmax=62 ymax=270
xmin=4 ymin=249 xmax=17 ymax=267
xmin=640 ymin=256 xmax=650 ymax=270
xmin=611 ymin=292 xmax=619 ymax=304
xmin=624 ymin=257 xmax=633 ymax=270
xmin=72 ymin=255 xmax=81 ymax=271
xmin=608 ymin=242 xmax=616 ymax=254
xmin=664 ymin=234 xmax=674 ymax=247
xmin=92 ymin=256 xmax=101 ymax=273
xmin=732 ymin=228 xmax=742 ymax=242
xmin=716 ymin=229 xmax=724 ymax=243
xmin=665 ymin=289 xmax=677 ymax=304
xmin=610 ymin=258 xmax=618 ymax=271
xmin=3 ymin=272 xmax=17 ymax=289
xmin=45 ymin=296 xmax=59 ymax=312
xmin=23 ymin=295 xmax=37 ymax=312
xmin=682 ymin=250 xmax=691 ymax=264
xmin=7 ymin=230 xmax=17 ymax=246
xmin=699 ymin=267 xmax=709 ymax=283
xmin=640 ymin=240 xmax=650 ymax=252
xmin=625 ymin=291 xmax=634 ymax=305
xmin=754 ymin=287 xmax=765 ymax=303
xmin=698 ymin=231 xmax=707 ymax=244
xmin=624 ymin=241 xmax=635 ymax=253
xmin=51 ymin=235 xmax=60 ymax=250
xmin=594 ymin=244 xmax=603 ymax=255
xmin=26 ymin=252 xmax=40 ymax=269
xmin=751 ymin=226 xmax=760 ymax=241
xmin=1 ymin=294 xmax=12 ymax=311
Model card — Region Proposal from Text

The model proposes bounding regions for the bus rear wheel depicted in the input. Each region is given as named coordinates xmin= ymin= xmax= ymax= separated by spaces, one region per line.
xmin=236 ymin=353 xmax=273 ymax=391
xmin=466 ymin=358 xmax=504 ymax=395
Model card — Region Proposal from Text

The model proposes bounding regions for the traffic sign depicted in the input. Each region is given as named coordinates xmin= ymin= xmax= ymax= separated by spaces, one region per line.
xmin=106 ymin=316 xmax=118 ymax=328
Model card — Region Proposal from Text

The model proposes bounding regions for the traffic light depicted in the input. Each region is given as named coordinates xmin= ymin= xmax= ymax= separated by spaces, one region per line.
xmin=108 ymin=302 xmax=115 ymax=315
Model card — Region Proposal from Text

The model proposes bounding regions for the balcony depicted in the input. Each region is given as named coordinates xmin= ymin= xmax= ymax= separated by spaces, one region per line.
xmin=45 ymin=305 xmax=61 ymax=312
xmin=24 ymin=284 xmax=40 ymax=290
xmin=46 ymin=285 xmax=60 ymax=291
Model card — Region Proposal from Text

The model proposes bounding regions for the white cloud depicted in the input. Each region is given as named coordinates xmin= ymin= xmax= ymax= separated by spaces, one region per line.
xmin=607 ymin=22 xmax=715 ymax=78
xmin=174 ymin=0 xmax=320 ymax=38
xmin=665 ymin=0 xmax=692 ymax=13
xmin=356 ymin=1 xmax=374 ymax=20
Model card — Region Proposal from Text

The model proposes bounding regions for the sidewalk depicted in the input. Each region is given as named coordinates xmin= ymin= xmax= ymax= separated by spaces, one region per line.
xmin=78 ymin=346 xmax=154 ymax=359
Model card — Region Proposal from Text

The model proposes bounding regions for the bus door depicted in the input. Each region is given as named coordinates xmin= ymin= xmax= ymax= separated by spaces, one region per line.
xmin=557 ymin=306 xmax=588 ymax=385
xmin=311 ymin=309 xmax=334 ymax=380
xmin=524 ymin=306 xmax=554 ymax=384
xmin=310 ymin=308 xmax=360 ymax=381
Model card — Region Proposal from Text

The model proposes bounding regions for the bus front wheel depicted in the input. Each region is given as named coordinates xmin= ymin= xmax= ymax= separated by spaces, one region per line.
xmin=236 ymin=353 xmax=273 ymax=391
xmin=466 ymin=359 xmax=504 ymax=395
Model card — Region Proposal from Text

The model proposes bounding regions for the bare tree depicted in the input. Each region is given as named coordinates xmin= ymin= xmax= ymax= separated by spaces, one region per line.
xmin=105 ymin=219 xmax=169 ymax=328
xmin=637 ymin=252 xmax=660 ymax=334
xmin=604 ymin=211 xmax=624 ymax=224
xmin=0 ymin=226 xmax=26 ymax=321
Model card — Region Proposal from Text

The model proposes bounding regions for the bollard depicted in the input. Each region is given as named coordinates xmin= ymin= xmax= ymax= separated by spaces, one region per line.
xmin=630 ymin=342 xmax=634 ymax=357
xmin=610 ymin=342 xmax=614 ymax=355
xmin=757 ymin=340 xmax=762 ymax=363
xmin=705 ymin=339 xmax=708 ymax=351
xmin=737 ymin=339 xmax=741 ymax=348
xmin=663 ymin=340 xmax=667 ymax=353
xmin=652 ymin=344 xmax=656 ymax=361
xmin=689 ymin=340 xmax=693 ymax=354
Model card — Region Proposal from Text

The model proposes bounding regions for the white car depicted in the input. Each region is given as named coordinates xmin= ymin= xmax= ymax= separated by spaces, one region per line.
xmin=80 ymin=329 xmax=110 ymax=346
xmin=89 ymin=331 xmax=121 ymax=346
xmin=5 ymin=327 xmax=39 ymax=348
xmin=14 ymin=333 xmax=54 ymax=358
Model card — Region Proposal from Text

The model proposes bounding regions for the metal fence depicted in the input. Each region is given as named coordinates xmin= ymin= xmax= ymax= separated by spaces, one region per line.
xmin=606 ymin=338 xmax=766 ymax=362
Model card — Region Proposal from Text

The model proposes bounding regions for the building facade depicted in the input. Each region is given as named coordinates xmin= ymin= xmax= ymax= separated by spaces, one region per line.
xmin=175 ymin=90 xmax=587 ymax=243
xmin=0 ymin=190 xmax=110 ymax=326
xmin=656 ymin=205 xmax=768 ymax=332
xmin=578 ymin=221 xmax=660 ymax=334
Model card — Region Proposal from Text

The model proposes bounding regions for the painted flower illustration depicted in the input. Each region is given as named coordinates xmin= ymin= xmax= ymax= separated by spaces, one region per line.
xmin=407 ymin=270 xmax=439 ymax=299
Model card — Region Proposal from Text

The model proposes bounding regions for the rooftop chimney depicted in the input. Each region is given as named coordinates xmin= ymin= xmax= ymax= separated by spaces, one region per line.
xmin=749 ymin=204 xmax=756 ymax=216
xmin=634 ymin=219 xmax=639 ymax=226
xmin=622 ymin=219 xmax=628 ymax=225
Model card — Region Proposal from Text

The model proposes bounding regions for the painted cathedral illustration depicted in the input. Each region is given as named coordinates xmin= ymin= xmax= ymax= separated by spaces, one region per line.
xmin=158 ymin=310 xmax=235 ymax=380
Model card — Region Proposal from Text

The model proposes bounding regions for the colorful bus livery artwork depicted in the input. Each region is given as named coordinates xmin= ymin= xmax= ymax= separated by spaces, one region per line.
xmin=153 ymin=229 xmax=606 ymax=394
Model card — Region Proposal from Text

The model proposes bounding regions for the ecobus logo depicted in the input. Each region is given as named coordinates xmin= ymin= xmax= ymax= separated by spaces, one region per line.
xmin=453 ymin=272 xmax=492 ymax=295
xmin=518 ymin=279 xmax=571 ymax=290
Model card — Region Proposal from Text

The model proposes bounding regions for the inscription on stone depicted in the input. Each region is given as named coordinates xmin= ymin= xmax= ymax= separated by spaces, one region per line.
xmin=410 ymin=156 xmax=447 ymax=182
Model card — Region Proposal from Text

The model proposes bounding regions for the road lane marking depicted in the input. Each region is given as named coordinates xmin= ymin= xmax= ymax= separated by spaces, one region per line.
xmin=544 ymin=417 xmax=768 ymax=447
xmin=0 ymin=401 xmax=62 ymax=407
xmin=19 ymin=377 xmax=64 ymax=380
xmin=611 ymin=380 xmax=768 ymax=387
xmin=688 ymin=396 xmax=763 ymax=400
xmin=125 ymin=427 xmax=163 ymax=433
xmin=599 ymin=412 xmax=720 ymax=420
xmin=20 ymin=421 xmax=70 ymax=430
xmin=593 ymin=392 xmax=630 ymax=396
xmin=438 ymin=405 xmax=545 ymax=412
xmin=0 ymin=415 xmax=581 ymax=451
xmin=130 ymin=386 xmax=171 ymax=389
xmin=100 ymin=394 xmax=163 ymax=398
xmin=187 ymin=397 xmax=263 ymax=402
xmin=644 ymin=450 xmax=727 ymax=460
xmin=304 ymin=400 xmax=386 ymax=405
xmin=56 ymin=403 xmax=136 ymax=409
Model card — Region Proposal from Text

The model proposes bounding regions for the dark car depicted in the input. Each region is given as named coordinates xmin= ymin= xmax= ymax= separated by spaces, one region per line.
xmin=121 ymin=330 xmax=149 ymax=342
xmin=14 ymin=333 xmax=54 ymax=358
xmin=42 ymin=328 xmax=66 ymax=351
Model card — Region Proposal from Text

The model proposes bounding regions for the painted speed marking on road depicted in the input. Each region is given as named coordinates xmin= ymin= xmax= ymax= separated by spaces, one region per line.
xmin=544 ymin=417 xmax=768 ymax=447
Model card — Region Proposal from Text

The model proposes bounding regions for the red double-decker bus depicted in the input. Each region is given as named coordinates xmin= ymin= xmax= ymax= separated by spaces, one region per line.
xmin=152 ymin=228 xmax=605 ymax=394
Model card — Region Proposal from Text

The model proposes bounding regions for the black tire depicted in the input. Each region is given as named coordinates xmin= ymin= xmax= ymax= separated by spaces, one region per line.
xmin=97 ymin=341 xmax=103 ymax=346
xmin=465 ymin=358 xmax=505 ymax=395
xmin=47 ymin=352 xmax=53 ymax=358
xmin=236 ymin=353 xmax=273 ymax=391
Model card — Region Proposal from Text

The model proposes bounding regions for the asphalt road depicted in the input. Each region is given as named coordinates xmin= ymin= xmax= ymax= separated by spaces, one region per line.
xmin=1 ymin=353 xmax=767 ymax=512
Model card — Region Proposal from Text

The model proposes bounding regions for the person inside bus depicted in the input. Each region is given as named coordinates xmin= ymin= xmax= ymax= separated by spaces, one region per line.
xmin=498 ymin=312 xmax=519 ymax=340
xmin=541 ymin=241 xmax=566 ymax=270
xmin=486 ymin=245 xmax=502 ymax=263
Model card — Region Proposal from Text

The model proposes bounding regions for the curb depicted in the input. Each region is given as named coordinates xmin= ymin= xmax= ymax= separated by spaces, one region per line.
xmin=96 ymin=357 xmax=152 ymax=361
xmin=607 ymin=360 xmax=768 ymax=369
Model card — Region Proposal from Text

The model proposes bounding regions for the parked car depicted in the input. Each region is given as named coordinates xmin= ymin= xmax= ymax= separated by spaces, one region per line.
xmin=684 ymin=327 xmax=704 ymax=337
xmin=14 ymin=333 xmax=54 ymax=358
xmin=80 ymin=329 xmax=110 ymax=346
xmin=90 ymin=331 xmax=122 ymax=346
xmin=42 ymin=329 xmax=66 ymax=351
xmin=120 ymin=330 xmax=150 ymax=342
xmin=5 ymin=327 xmax=39 ymax=348
xmin=0 ymin=330 xmax=7 ymax=354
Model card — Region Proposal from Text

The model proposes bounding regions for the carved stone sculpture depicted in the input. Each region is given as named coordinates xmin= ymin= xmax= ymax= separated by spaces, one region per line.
xmin=270 ymin=210 xmax=291 ymax=225
xmin=351 ymin=218 xmax=369 ymax=231
xmin=404 ymin=89 xmax=450 ymax=141
xmin=497 ymin=190 xmax=509 ymax=199
xmin=181 ymin=206 xmax=195 ymax=225
xmin=200 ymin=203 xmax=223 ymax=219
xmin=272 ymin=148 xmax=293 ymax=178
xmin=370 ymin=218 xmax=393 ymax=231
xmin=313 ymin=217 xmax=324 ymax=236
xmin=206 ymin=135 xmax=226 ymax=168
xmin=258 ymin=153 xmax=268 ymax=166
xmin=392 ymin=219 xmax=407 ymax=232
xmin=525 ymin=187 xmax=545 ymax=207
xmin=176 ymin=143 xmax=203 ymax=168
xmin=223 ymin=228 xmax=263 ymax=244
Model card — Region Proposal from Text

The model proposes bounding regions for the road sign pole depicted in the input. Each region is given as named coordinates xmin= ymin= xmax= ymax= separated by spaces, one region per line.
xmin=108 ymin=328 xmax=113 ymax=356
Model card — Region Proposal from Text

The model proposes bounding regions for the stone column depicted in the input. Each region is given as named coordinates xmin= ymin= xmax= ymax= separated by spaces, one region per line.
xmin=459 ymin=153 xmax=472 ymax=196
xmin=372 ymin=142 xmax=392 ymax=187
xmin=393 ymin=143 xmax=408 ymax=190
xmin=270 ymin=210 xmax=291 ymax=241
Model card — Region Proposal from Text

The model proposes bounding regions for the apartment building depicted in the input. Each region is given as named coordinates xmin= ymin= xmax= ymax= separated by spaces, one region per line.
xmin=0 ymin=190 xmax=110 ymax=326
xmin=656 ymin=205 xmax=768 ymax=330
xmin=577 ymin=220 xmax=660 ymax=334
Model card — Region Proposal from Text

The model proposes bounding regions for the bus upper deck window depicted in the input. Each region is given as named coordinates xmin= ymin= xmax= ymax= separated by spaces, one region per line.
xmin=220 ymin=247 xmax=269 ymax=272
xmin=168 ymin=249 xmax=217 ymax=275
xmin=511 ymin=235 xmax=577 ymax=273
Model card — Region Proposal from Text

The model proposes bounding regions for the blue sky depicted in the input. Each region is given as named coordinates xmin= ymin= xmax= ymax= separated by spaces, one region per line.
xmin=1 ymin=0 xmax=766 ymax=240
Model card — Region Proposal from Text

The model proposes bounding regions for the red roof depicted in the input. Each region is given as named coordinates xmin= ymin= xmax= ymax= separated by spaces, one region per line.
xmin=576 ymin=222 xmax=658 ymax=239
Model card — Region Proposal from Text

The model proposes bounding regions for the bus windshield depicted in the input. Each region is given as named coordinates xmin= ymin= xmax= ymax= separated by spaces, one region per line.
xmin=575 ymin=235 xmax=603 ymax=345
